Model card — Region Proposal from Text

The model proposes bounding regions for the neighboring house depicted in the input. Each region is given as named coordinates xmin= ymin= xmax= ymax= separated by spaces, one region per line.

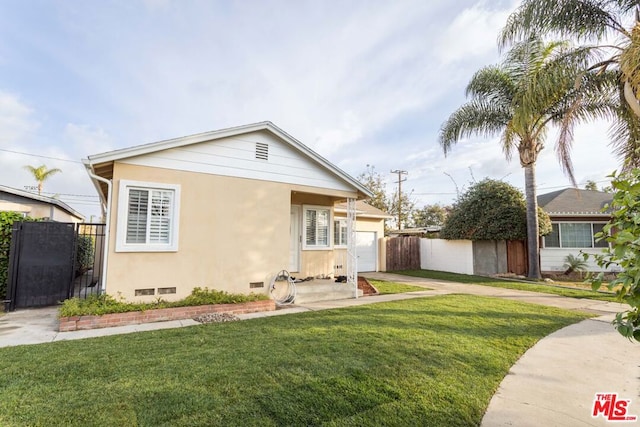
xmin=0 ymin=184 xmax=85 ymax=223
xmin=334 ymin=200 xmax=392 ymax=274
xmin=83 ymin=122 xmax=375 ymax=302
xmin=538 ymin=188 xmax=614 ymax=272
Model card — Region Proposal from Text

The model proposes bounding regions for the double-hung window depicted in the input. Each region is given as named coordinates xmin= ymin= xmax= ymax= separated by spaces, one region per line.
xmin=334 ymin=219 xmax=348 ymax=247
xmin=116 ymin=180 xmax=180 ymax=252
xmin=303 ymin=205 xmax=331 ymax=249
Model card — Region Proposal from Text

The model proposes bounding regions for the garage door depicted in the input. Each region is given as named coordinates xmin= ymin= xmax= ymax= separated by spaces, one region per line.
xmin=356 ymin=231 xmax=377 ymax=272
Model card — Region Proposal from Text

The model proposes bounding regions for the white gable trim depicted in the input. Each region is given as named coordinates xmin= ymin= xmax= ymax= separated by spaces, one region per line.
xmin=86 ymin=122 xmax=372 ymax=198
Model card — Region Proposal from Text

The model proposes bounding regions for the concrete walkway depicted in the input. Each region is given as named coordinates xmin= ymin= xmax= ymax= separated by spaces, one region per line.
xmin=0 ymin=272 xmax=638 ymax=426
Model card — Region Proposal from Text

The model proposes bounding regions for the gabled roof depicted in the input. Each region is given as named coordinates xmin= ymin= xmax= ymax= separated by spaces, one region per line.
xmin=84 ymin=121 xmax=373 ymax=199
xmin=0 ymin=184 xmax=85 ymax=220
xmin=334 ymin=200 xmax=393 ymax=219
xmin=537 ymin=188 xmax=612 ymax=216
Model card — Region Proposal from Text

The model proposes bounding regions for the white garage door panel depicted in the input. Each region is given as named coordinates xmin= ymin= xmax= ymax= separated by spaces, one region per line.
xmin=356 ymin=231 xmax=377 ymax=272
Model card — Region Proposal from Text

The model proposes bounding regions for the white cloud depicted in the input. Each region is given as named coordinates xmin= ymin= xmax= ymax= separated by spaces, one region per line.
xmin=64 ymin=123 xmax=114 ymax=156
xmin=435 ymin=2 xmax=514 ymax=64
xmin=0 ymin=91 xmax=39 ymax=145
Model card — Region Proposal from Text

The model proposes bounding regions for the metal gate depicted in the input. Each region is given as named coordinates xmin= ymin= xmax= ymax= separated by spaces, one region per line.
xmin=5 ymin=222 xmax=105 ymax=311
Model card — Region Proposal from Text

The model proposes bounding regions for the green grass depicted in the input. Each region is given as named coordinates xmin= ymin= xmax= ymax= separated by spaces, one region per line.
xmin=369 ymin=279 xmax=428 ymax=295
xmin=394 ymin=270 xmax=618 ymax=302
xmin=0 ymin=295 xmax=590 ymax=426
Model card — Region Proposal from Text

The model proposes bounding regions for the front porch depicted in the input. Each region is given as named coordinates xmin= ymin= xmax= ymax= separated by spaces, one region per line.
xmin=293 ymin=278 xmax=364 ymax=304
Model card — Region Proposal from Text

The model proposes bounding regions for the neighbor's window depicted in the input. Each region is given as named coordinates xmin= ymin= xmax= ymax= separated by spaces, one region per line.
xmin=334 ymin=219 xmax=348 ymax=247
xmin=116 ymin=180 xmax=180 ymax=252
xmin=543 ymin=222 xmax=608 ymax=249
xmin=303 ymin=206 xmax=330 ymax=249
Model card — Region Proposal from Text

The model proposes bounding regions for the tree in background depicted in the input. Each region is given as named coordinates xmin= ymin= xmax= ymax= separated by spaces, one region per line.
xmin=584 ymin=180 xmax=599 ymax=191
xmin=441 ymin=179 xmax=551 ymax=241
xmin=23 ymin=164 xmax=62 ymax=195
xmin=413 ymin=204 xmax=450 ymax=228
xmin=389 ymin=189 xmax=416 ymax=230
xmin=500 ymin=0 xmax=640 ymax=166
xmin=357 ymin=165 xmax=389 ymax=213
xmin=358 ymin=165 xmax=415 ymax=230
xmin=440 ymin=37 xmax=615 ymax=278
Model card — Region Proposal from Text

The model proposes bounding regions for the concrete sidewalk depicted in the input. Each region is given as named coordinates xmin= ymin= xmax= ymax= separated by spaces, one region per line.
xmin=0 ymin=272 xmax=638 ymax=426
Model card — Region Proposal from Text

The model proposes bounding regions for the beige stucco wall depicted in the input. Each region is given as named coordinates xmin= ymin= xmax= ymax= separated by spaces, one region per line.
xmin=106 ymin=162 xmax=357 ymax=302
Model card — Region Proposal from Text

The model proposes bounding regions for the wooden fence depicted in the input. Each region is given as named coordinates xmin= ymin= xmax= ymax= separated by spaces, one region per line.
xmin=386 ymin=236 xmax=421 ymax=271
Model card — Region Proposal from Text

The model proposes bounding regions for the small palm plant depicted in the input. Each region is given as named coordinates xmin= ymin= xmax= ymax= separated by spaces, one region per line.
xmin=23 ymin=164 xmax=62 ymax=195
xmin=563 ymin=254 xmax=588 ymax=276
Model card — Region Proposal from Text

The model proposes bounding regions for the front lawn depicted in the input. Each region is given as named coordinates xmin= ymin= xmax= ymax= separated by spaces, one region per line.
xmin=368 ymin=279 xmax=427 ymax=295
xmin=394 ymin=270 xmax=618 ymax=302
xmin=0 ymin=295 xmax=590 ymax=426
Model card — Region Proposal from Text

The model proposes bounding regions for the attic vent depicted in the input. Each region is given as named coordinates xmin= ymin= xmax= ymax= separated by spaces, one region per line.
xmin=255 ymin=142 xmax=269 ymax=161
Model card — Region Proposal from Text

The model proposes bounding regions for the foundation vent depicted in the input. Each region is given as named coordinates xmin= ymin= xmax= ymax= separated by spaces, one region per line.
xmin=135 ymin=288 xmax=155 ymax=296
xmin=158 ymin=287 xmax=177 ymax=295
xmin=249 ymin=281 xmax=265 ymax=289
xmin=255 ymin=142 xmax=269 ymax=161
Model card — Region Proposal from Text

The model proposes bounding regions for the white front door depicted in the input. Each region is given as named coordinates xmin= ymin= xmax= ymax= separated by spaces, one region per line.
xmin=289 ymin=206 xmax=300 ymax=272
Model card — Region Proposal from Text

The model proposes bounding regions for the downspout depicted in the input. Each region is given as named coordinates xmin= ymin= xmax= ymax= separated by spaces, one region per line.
xmin=84 ymin=162 xmax=112 ymax=294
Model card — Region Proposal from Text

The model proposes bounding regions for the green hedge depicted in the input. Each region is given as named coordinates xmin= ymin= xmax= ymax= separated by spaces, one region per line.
xmin=75 ymin=234 xmax=95 ymax=277
xmin=0 ymin=212 xmax=35 ymax=300
xmin=59 ymin=287 xmax=270 ymax=317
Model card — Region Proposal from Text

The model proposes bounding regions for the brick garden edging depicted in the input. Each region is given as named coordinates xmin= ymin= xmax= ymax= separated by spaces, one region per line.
xmin=58 ymin=299 xmax=275 ymax=332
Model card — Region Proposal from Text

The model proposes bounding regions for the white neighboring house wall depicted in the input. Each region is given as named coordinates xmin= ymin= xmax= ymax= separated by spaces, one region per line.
xmin=540 ymin=248 xmax=620 ymax=273
xmin=420 ymin=239 xmax=474 ymax=275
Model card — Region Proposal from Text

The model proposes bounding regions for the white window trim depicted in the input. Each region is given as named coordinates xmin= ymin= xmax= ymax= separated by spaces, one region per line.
xmin=543 ymin=221 xmax=608 ymax=249
xmin=302 ymin=205 xmax=332 ymax=250
xmin=334 ymin=218 xmax=348 ymax=248
xmin=115 ymin=179 xmax=181 ymax=252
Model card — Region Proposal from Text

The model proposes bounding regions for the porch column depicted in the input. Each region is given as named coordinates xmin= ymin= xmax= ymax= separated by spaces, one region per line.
xmin=346 ymin=197 xmax=358 ymax=298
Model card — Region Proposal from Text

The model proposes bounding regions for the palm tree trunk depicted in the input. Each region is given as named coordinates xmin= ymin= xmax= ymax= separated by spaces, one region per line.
xmin=524 ymin=164 xmax=541 ymax=279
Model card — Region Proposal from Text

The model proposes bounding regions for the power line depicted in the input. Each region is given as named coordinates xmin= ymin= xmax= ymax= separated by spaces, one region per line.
xmin=40 ymin=191 xmax=99 ymax=199
xmin=0 ymin=148 xmax=83 ymax=164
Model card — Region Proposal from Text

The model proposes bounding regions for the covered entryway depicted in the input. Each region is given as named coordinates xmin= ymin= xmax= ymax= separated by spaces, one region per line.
xmin=356 ymin=231 xmax=377 ymax=272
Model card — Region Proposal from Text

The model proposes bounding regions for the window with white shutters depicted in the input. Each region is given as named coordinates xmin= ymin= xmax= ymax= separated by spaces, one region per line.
xmin=116 ymin=180 xmax=180 ymax=252
xmin=303 ymin=206 xmax=331 ymax=249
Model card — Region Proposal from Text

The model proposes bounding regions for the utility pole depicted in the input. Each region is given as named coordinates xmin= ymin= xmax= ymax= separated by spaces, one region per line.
xmin=391 ymin=169 xmax=408 ymax=230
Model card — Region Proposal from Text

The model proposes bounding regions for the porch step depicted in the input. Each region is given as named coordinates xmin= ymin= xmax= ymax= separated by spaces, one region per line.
xmin=293 ymin=281 xmax=363 ymax=304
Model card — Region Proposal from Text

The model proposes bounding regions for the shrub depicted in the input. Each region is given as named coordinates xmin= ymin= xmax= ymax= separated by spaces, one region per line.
xmin=59 ymin=287 xmax=269 ymax=317
xmin=75 ymin=234 xmax=95 ymax=278
xmin=563 ymin=254 xmax=588 ymax=276
xmin=0 ymin=212 xmax=35 ymax=300
xmin=588 ymin=169 xmax=640 ymax=342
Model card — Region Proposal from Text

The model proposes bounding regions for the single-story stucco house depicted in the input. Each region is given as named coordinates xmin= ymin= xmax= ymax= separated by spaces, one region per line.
xmin=0 ymin=184 xmax=85 ymax=222
xmin=538 ymin=188 xmax=615 ymax=272
xmin=83 ymin=121 xmax=387 ymax=303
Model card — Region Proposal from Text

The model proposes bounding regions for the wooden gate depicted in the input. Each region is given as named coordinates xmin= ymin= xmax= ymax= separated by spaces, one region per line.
xmin=386 ymin=237 xmax=420 ymax=271
xmin=506 ymin=240 xmax=528 ymax=276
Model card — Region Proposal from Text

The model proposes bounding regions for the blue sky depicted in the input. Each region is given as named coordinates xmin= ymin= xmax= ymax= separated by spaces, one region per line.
xmin=0 ymin=0 xmax=620 ymax=220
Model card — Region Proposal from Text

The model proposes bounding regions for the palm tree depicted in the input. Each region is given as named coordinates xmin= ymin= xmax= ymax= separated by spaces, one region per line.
xmin=500 ymin=0 xmax=640 ymax=166
xmin=439 ymin=38 xmax=618 ymax=278
xmin=23 ymin=164 xmax=62 ymax=195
